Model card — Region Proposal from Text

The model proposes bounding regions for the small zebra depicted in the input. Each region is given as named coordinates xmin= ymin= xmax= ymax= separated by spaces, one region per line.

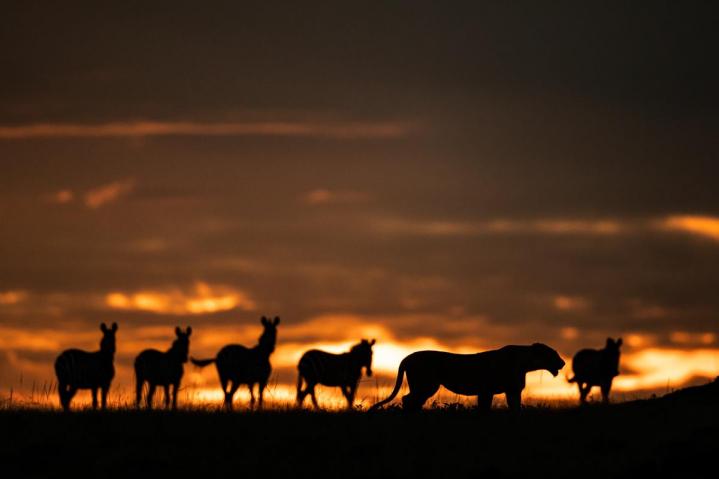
xmin=568 ymin=337 xmax=623 ymax=404
xmin=134 ymin=326 xmax=192 ymax=410
xmin=297 ymin=339 xmax=376 ymax=410
xmin=191 ymin=316 xmax=279 ymax=410
xmin=54 ymin=322 xmax=118 ymax=411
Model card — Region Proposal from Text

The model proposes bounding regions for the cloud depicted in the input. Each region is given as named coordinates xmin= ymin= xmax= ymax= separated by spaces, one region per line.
xmin=46 ymin=189 xmax=74 ymax=204
xmin=661 ymin=215 xmax=719 ymax=242
xmin=84 ymin=179 xmax=135 ymax=209
xmin=370 ymin=217 xmax=625 ymax=237
xmin=669 ymin=331 xmax=716 ymax=346
xmin=554 ymin=295 xmax=590 ymax=312
xmin=0 ymin=290 xmax=29 ymax=305
xmin=0 ymin=120 xmax=414 ymax=140
xmin=301 ymin=189 xmax=370 ymax=205
xmin=105 ymin=282 xmax=256 ymax=315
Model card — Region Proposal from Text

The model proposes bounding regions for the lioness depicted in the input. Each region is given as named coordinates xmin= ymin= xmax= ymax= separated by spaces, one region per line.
xmin=369 ymin=343 xmax=565 ymax=411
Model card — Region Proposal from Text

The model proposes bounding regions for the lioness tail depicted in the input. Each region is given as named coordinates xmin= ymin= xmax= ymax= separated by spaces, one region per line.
xmin=190 ymin=357 xmax=216 ymax=367
xmin=368 ymin=359 xmax=407 ymax=411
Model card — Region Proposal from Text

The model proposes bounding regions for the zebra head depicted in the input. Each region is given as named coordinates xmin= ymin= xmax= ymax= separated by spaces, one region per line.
xmin=259 ymin=316 xmax=280 ymax=353
xmin=172 ymin=326 xmax=192 ymax=363
xmin=351 ymin=339 xmax=376 ymax=377
xmin=99 ymin=322 xmax=118 ymax=355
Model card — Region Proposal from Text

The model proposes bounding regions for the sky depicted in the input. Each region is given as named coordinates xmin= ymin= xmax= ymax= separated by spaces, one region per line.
xmin=1 ymin=2 xmax=718 ymax=407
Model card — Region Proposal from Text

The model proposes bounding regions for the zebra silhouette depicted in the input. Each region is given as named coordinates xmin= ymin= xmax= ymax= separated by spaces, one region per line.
xmin=54 ymin=322 xmax=118 ymax=411
xmin=134 ymin=326 xmax=192 ymax=410
xmin=297 ymin=339 xmax=375 ymax=410
xmin=191 ymin=316 xmax=279 ymax=410
xmin=568 ymin=337 xmax=623 ymax=404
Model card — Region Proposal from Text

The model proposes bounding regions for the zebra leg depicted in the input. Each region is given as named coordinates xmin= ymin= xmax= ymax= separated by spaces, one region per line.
xmin=101 ymin=385 xmax=109 ymax=410
xmin=225 ymin=381 xmax=240 ymax=411
xmin=58 ymin=382 xmax=68 ymax=411
xmin=296 ymin=375 xmax=306 ymax=407
xmin=346 ymin=384 xmax=357 ymax=410
xmin=601 ymin=380 xmax=613 ymax=404
xmin=65 ymin=386 xmax=78 ymax=411
xmin=220 ymin=377 xmax=231 ymax=409
xmin=247 ymin=383 xmax=256 ymax=409
xmin=579 ymin=383 xmax=591 ymax=404
xmin=135 ymin=378 xmax=144 ymax=408
xmin=91 ymin=388 xmax=99 ymax=410
xmin=172 ymin=382 xmax=179 ymax=410
xmin=163 ymin=385 xmax=171 ymax=409
xmin=258 ymin=382 xmax=266 ymax=410
xmin=309 ymin=385 xmax=320 ymax=409
xmin=147 ymin=384 xmax=156 ymax=410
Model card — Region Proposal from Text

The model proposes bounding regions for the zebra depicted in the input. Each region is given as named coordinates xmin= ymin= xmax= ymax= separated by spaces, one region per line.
xmin=54 ymin=322 xmax=118 ymax=412
xmin=134 ymin=326 xmax=192 ymax=410
xmin=297 ymin=339 xmax=376 ymax=410
xmin=191 ymin=316 xmax=279 ymax=410
xmin=568 ymin=337 xmax=623 ymax=404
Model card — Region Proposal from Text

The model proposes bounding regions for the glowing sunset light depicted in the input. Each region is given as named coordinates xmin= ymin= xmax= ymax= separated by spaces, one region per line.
xmin=105 ymin=282 xmax=255 ymax=315
xmin=662 ymin=215 xmax=719 ymax=241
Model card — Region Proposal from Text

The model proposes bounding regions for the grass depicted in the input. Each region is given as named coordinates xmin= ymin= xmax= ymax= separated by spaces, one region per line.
xmin=0 ymin=384 xmax=717 ymax=478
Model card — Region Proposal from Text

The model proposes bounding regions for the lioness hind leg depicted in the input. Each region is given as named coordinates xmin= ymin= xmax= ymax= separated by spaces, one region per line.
xmin=401 ymin=382 xmax=439 ymax=411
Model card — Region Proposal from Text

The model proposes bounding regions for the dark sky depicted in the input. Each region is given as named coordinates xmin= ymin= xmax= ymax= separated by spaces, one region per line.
xmin=1 ymin=2 xmax=718 ymax=394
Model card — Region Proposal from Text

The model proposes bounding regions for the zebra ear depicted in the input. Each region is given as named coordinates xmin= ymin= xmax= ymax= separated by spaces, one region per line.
xmin=261 ymin=316 xmax=268 ymax=326
xmin=111 ymin=322 xmax=118 ymax=332
xmin=100 ymin=323 xmax=108 ymax=332
xmin=606 ymin=337 xmax=613 ymax=347
xmin=370 ymin=339 xmax=376 ymax=346
xmin=616 ymin=338 xmax=622 ymax=347
xmin=175 ymin=326 xmax=182 ymax=337
xmin=273 ymin=316 xmax=280 ymax=326
xmin=186 ymin=326 xmax=192 ymax=336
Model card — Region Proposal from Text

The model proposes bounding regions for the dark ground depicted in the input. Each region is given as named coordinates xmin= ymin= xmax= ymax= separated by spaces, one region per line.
xmin=1 ymin=380 xmax=717 ymax=478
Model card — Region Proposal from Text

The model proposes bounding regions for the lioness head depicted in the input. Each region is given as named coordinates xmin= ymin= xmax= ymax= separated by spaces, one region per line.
xmin=531 ymin=343 xmax=566 ymax=377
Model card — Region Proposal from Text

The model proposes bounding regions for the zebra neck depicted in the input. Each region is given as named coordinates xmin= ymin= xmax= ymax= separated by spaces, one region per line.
xmin=98 ymin=350 xmax=115 ymax=361
xmin=254 ymin=343 xmax=275 ymax=356
xmin=166 ymin=348 xmax=185 ymax=361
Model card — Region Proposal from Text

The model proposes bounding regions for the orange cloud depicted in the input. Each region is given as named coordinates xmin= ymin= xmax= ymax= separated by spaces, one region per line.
xmin=554 ymin=295 xmax=590 ymax=312
xmin=372 ymin=217 xmax=625 ymax=237
xmin=301 ymin=189 xmax=370 ymax=205
xmin=84 ymin=179 xmax=136 ymax=209
xmin=47 ymin=189 xmax=74 ymax=204
xmin=0 ymin=290 xmax=29 ymax=305
xmin=0 ymin=120 xmax=413 ymax=140
xmin=661 ymin=215 xmax=719 ymax=241
xmin=105 ymin=282 xmax=255 ymax=315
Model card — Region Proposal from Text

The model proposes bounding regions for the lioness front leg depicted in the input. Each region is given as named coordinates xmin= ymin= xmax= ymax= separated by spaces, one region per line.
xmin=506 ymin=390 xmax=522 ymax=411
xmin=477 ymin=393 xmax=493 ymax=412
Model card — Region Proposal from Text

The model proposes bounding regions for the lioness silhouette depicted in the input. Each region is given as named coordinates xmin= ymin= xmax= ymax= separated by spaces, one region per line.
xmin=370 ymin=343 xmax=565 ymax=411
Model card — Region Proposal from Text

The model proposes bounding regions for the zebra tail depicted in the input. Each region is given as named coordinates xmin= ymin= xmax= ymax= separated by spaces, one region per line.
xmin=368 ymin=360 xmax=407 ymax=411
xmin=190 ymin=357 xmax=216 ymax=368
xmin=567 ymin=375 xmax=577 ymax=383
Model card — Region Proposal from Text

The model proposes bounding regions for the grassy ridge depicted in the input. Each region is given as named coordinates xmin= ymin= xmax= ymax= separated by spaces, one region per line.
xmin=0 ymin=389 xmax=716 ymax=478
